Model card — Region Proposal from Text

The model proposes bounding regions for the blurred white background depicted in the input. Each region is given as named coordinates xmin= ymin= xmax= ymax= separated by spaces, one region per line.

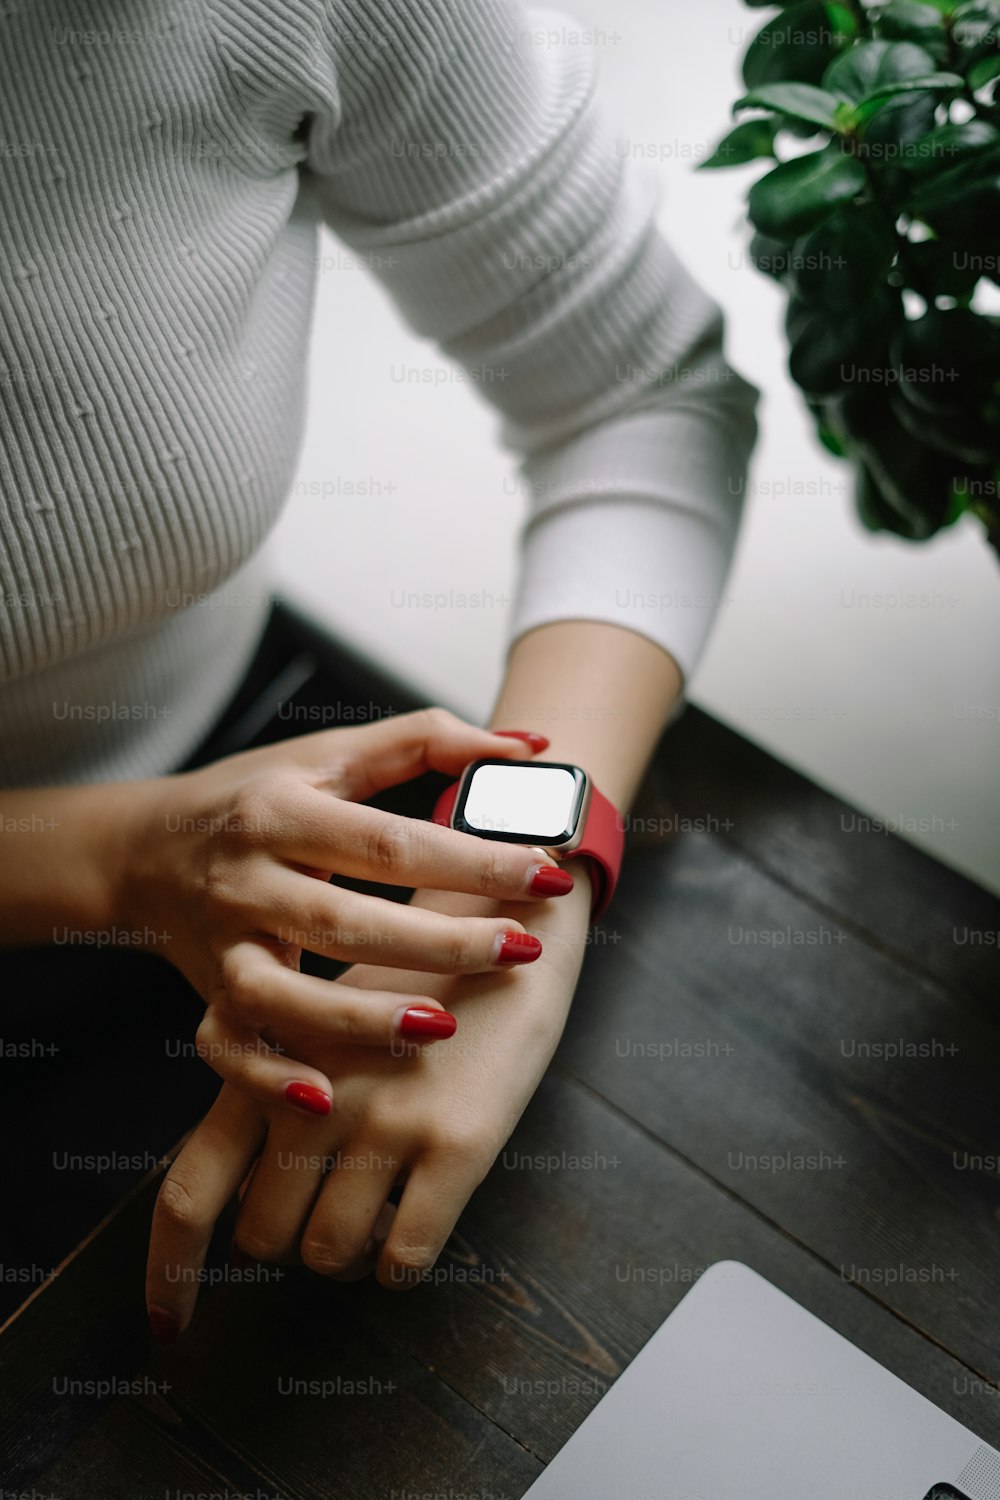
xmin=269 ymin=0 xmax=1000 ymax=895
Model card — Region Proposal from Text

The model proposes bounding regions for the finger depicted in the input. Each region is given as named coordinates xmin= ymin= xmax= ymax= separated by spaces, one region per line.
xmin=263 ymin=872 xmax=545 ymax=972
xmin=195 ymin=1005 xmax=336 ymax=1116
xmin=274 ymin=794 xmax=575 ymax=901
xmin=375 ymin=1148 xmax=488 ymax=1292
xmin=299 ymin=1151 xmax=401 ymax=1279
xmin=219 ymin=940 xmax=460 ymax=1058
xmin=146 ymin=1087 xmax=266 ymax=1342
xmin=333 ymin=1200 xmax=397 ymax=1283
xmin=286 ymin=706 xmax=549 ymax=801
xmin=232 ymin=1115 xmax=332 ymax=1264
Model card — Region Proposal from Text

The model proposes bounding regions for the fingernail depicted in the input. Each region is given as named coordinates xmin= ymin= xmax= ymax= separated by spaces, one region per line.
xmin=285 ymin=1080 xmax=332 ymax=1116
xmin=528 ymin=864 xmax=574 ymax=896
xmin=493 ymin=730 xmax=550 ymax=752
xmin=398 ymin=1007 xmax=458 ymax=1040
xmin=495 ymin=930 xmax=543 ymax=965
xmin=148 ymin=1306 xmax=179 ymax=1346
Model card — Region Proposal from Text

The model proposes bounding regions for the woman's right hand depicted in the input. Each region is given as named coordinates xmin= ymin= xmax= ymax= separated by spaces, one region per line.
xmin=112 ymin=708 xmax=574 ymax=1115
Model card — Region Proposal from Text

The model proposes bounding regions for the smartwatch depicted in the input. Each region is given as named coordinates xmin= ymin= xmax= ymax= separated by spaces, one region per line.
xmin=431 ymin=758 xmax=623 ymax=919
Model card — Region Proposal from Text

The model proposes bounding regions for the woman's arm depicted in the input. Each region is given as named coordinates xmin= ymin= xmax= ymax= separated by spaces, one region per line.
xmin=0 ymin=783 xmax=133 ymax=945
xmin=305 ymin=0 xmax=757 ymax=693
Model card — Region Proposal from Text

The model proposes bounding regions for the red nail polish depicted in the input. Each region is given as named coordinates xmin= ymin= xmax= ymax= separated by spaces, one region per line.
xmin=496 ymin=930 xmax=543 ymax=965
xmin=494 ymin=730 xmax=550 ymax=753
xmin=399 ymin=1007 xmax=458 ymax=1040
xmin=529 ymin=864 xmax=574 ymax=896
xmin=148 ymin=1306 xmax=179 ymax=1346
xmin=285 ymin=1080 xmax=332 ymax=1116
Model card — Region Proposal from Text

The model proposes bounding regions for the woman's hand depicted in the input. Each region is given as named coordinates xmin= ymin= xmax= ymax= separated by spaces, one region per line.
xmin=115 ymin=708 xmax=574 ymax=1113
xmin=145 ymin=869 xmax=593 ymax=1340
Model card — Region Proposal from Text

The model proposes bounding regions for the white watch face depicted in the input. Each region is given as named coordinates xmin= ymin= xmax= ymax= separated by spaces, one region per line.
xmin=456 ymin=760 xmax=587 ymax=844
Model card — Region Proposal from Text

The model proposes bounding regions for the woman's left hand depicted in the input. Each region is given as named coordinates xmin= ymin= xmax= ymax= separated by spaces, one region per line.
xmin=145 ymin=869 xmax=594 ymax=1340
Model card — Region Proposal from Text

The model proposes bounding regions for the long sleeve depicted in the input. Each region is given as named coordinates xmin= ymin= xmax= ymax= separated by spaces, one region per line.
xmin=304 ymin=0 xmax=759 ymax=682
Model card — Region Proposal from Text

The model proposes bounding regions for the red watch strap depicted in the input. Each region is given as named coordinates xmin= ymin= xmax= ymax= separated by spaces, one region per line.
xmin=575 ymin=782 xmax=624 ymax=921
xmin=430 ymin=777 xmax=623 ymax=920
xmin=431 ymin=782 xmax=459 ymax=829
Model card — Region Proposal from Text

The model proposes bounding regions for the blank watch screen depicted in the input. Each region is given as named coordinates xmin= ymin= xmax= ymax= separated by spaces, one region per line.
xmin=461 ymin=763 xmax=582 ymax=842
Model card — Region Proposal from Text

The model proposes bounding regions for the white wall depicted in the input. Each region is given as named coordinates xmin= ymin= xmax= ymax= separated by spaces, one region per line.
xmin=269 ymin=0 xmax=1000 ymax=895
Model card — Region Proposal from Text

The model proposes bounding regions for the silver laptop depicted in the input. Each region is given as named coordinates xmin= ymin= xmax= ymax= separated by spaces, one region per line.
xmin=522 ymin=1261 xmax=1000 ymax=1500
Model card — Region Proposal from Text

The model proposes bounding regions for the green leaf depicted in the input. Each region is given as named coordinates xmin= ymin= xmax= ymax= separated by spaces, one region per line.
xmin=904 ymin=235 xmax=985 ymax=296
xmin=854 ymin=459 xmax=952 ymax=540
xmin=891 ymin=306 xmax=1000 ymax=409
xmin=908 ymin=148 xmax=1000 ymax=237
xmin=822 ymin=38 xmax=941 ymax=100
xmin=843 ymin=399 xmax=956 ymax=538
xmin=786 ymin=294 xmax=816 ymax=350
xmin=743 ymin=0 xmax=848 ymax=89
xmin=749 ymin=232 xmax=793 ymax=279
xmin=951 ymin=3 xmax=1000 ymax=51
xmin=819 ymin=422 xmax=848 ymax=456
xmin=734 ymin=82 xmax=843 ymax=128
xmin=901 ymin=118 xmax=1000 ymax=175
xmin=787 ymin=288 xmax=894 ymax=395
xmin=791 ymin=203 xmax=897 ymax=306
xmin=942 ymin=480 xmax=971 ymax=528
xmin=857 ymin=71 xmax=964 ymax=104
xmin=700 ymin=117 xmax=780 ymax=169
xmin=874 ymin=0 xmax=950 ymax=61
xmin=890 ymin=390 xmax=999 ymax=462
xmin=827 ymin=2 xmax=861 ymax=36
xmin=815 ymin=403 xmax=850 ymax=454
xmin=782 ymin=118 xmax=832 ymax=139
xmin=967 ymin=53 xmax=1000 ymax=89
xmin=747 ymin=144 xmax=867 ymax=238
xmin=855 ymin=91 xmax=938 ymax=163
xmin=951 ymin=1 xmax=1000 ymax=20
xmin=856 ymin=465 xmax=899 ymax=532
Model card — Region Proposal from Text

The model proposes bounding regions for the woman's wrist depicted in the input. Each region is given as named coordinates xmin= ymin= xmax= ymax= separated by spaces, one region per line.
xmin=489 ymin=620 xmax=683 ymax=812
xmin=0 ymin=778 xmax=158 ymax=946
xmin=104 ymin=775 xmax=176 ymax=939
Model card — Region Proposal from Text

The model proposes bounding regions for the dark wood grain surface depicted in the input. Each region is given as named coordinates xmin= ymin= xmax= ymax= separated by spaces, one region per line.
xmin=2 ymin=616 xmax=999 ymax=1499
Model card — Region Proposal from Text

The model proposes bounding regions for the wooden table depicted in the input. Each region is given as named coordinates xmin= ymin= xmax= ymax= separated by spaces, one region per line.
xmin=2 ymin=628 xmax=999 ymax=1497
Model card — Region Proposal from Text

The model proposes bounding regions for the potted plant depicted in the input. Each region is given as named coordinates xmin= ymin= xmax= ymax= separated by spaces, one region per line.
xmin=702 ymin=0 xmax=1000 ymax=554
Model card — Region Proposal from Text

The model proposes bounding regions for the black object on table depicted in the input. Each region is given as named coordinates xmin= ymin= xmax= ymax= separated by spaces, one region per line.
xmin=1 ymin=602 xmax=998 ymax=1498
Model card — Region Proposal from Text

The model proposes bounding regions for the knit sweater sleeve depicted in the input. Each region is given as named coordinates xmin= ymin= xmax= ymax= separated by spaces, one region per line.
xmin=304 ymin=0 xmax=759 ymax=681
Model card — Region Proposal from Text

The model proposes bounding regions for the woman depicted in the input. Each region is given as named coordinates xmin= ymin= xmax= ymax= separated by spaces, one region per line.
xmin=0 ymin=0 xmax=757 ymax=1341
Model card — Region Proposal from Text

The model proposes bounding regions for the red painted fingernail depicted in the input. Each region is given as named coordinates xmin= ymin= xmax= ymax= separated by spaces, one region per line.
xmin=285 ymin=1080 xmax=332 ymax=1116
xmin=148 ymin=1306 xmax=179 ymax=1347
xmin=496 ymin=930 xmax=543 ymax=965
xmin=398 ymin=1007 xmax=458 ymax=1040
xmin=494 ymin=730 xmax=550 ymax=752
xmin=529 ymin=864 xmax=574 ymax=896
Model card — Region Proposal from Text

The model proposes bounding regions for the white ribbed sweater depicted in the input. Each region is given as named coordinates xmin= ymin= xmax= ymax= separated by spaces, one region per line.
xmin=0 ymin=0 xmax=758 ymax=786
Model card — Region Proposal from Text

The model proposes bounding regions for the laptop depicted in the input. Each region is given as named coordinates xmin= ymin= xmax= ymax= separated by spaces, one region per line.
xmin=522 ymin=1261 xmax=1000 ymax=1500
